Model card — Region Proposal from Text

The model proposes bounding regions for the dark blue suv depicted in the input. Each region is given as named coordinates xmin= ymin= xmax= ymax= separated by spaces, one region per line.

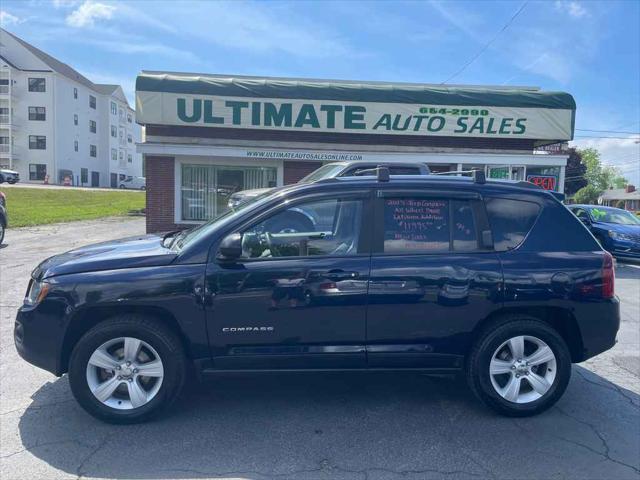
xmin=15 ymin=171 xmax=620 ymax=423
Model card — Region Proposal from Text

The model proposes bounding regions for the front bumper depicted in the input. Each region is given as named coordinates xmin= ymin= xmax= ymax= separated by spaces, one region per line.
xmin=605 ymin=238 xmax=640 ymax=259
xmin=14 ymin=304 xmax=65 ymax=376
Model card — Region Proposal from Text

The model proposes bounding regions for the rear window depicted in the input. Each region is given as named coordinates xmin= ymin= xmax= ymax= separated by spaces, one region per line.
xmin=485 ymin=198 xmax=540 ymax=251
xmin=381 ymin=198 xmax=479 ymax=253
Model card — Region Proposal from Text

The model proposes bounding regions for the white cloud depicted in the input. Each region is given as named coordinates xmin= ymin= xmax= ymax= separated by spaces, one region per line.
xmin=0 ymin=10 xmax=20 ymax=26
xmin=554 ymin=1 xmax=589 ymax=19
xmin=571 ymin=136 xmax=640 ymax=185
xmin=66 ymin=1 xmax=115 ymax=28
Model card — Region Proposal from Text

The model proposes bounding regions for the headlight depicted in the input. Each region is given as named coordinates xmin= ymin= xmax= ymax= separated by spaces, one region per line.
xmin=608 ymin=231 xmax=632 ymax=241
xmin=24 ymin=280 xmax=50 ymax=306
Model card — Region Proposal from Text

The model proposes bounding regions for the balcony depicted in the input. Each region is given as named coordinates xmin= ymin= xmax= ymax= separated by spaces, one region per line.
xmin=0 ymin=85 xmax=9 ymax=96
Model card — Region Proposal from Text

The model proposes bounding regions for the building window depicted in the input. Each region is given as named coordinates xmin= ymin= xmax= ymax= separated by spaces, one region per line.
xmin=127 ymin=134 xmax=132 ymax=143
xmin=74 ymin=114 xmax=78 ymax=126
xmin=89 ymin=95 xmax=96 ymax=109
xmin=29 ymin=164 xmax=47 ymax=181
xmin=74 ymin=140 xmax=78 ymax=152
xmin=81 ymin=168 xmax=88 ymax=184
xmin=89 ymin=120 xmax=97 ymax=133
xmin=29 ymin=135 xmax=46 ymax=150
xmin=28 ymin=106 xmax=46 ymax=121
xmin=28 ymin=78 xmax=46 ymax=92
xmin=110 ymin=125 xmax=117 ymax=137
xmin=111 ymin=102 xmax=117 ymax=115
xmin=181 ymin=164 xmax=277 ymax=221
xmin=127 ymin=113 xmax=132 ymax=123
xmin=119 ymin=108 xmax=124 ymax=119
xmin=90 ymin=144 xmax=97 ymax=157
xmin=127 ymin=153 xmax=132 ymax=163
xmin=119 ymin=150 xmax=124 ymax=160
xmin=111 ymin=148 xmax=117 ymax=161
xmin=74 ymin=87 xmax=78 ymax=99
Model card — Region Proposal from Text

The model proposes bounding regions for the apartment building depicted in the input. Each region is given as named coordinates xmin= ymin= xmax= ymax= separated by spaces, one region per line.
xmin=0 ymin=28 xmax=142 ymax=187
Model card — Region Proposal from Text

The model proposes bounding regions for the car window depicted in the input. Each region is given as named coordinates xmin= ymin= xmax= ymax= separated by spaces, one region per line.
xmin=452 ymin=200 xmax=478 ymax=251
xmin=573 ymin=208 xmax=589 ymax=220
xmin=485 ymin=197 xmax=541 ymax=251
xmin=383 ymin=198 xmax=450 ymax=253
xmin=241 ymin=198 xmax=363 ymax=259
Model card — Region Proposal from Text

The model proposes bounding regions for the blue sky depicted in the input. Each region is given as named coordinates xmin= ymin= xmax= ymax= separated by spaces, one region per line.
xmin=1 ymin=0 xmax=639 ymax=183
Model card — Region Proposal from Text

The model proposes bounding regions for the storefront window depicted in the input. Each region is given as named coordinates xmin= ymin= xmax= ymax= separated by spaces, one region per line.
xmin=526 ymin=166 xmax=561 ymax=191
xmin=181 ymin=164 xmax=277 ymax=221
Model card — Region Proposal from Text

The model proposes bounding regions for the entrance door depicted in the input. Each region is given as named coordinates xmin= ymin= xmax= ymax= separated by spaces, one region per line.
xmin=91 ymin=171 xmax=99 ymax=187
xmin=110 ymin=173 xmax=117 ymax=188
xmin=366 ymin=190 xmax=502 ymax=369
xmin=205 ymin=192 xmax=372 ymax=370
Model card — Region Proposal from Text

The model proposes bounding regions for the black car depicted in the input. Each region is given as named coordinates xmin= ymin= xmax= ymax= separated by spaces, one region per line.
xmin=0 ymin=191 xmax=6 ymax=245
xmin=15 ymin=170 xmax=619 ymax=423
xmin=227 ymin=160 xmax=430 ymax=209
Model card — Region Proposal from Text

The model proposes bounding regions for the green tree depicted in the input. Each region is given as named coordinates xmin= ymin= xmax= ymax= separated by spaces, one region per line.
xmin=564 ymin=148 xmax=587 ymax=195
xmin=573 ymin=184 xmax=601 ymax=204
xmin=579 ymin=148 xmax=628 ymax=192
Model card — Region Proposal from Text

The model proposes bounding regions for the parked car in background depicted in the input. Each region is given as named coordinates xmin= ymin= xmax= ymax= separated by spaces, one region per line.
xmin=119 ymin=176 xmax=146 ymax=190
xmin=0 ymin=191 xmax=7 ymax=245
xmin=569 ymin=204 xmax=640 ymax=260
xmin=227 ymin=161 xmax=431 ymax=209
xmin=15 ymin=171 xmax=619 ymax=423
xmin=0 ymin=168 xmax=19 ymax=184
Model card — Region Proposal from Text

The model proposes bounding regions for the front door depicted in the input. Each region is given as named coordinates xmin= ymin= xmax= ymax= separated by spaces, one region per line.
xmin=91 ymin=171 xmax=99 ymax=187
xmin=206 ymin=192 xmax=372 ymax=370
xmin=110 ymin=173 xmax=117 ymax=188
xmin=366 ymin=189 xmax=502 ymax=369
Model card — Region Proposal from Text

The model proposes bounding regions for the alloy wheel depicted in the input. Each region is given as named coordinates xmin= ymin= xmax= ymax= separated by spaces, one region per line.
xmin=489 ymin=335 xmax=557 ymax=404
xmin=86 ymin=337 xmax=164 ymax=410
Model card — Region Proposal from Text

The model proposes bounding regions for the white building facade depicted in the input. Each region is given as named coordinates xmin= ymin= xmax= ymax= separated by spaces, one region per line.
xmin=0 ymin=28 xmax=142 ymax=187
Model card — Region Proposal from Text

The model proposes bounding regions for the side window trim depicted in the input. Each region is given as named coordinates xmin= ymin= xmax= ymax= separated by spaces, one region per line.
xmin=208 ymin=189 xmax=373 ymax=263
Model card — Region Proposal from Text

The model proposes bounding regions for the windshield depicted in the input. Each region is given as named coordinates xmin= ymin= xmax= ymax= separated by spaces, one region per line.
xmin=170 ymin=190 xmax=277 ymax=251
xmin=298 ymin=163 xmax=346 ymax=183
xmin=588 ymin=207 xmax=640 ymax=225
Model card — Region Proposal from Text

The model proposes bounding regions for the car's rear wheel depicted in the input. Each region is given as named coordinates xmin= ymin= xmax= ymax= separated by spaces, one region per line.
xmin=68 ymin=315 xmax=186 ymax=424
xmin=466 ymin=315 xmax=571 ymax=417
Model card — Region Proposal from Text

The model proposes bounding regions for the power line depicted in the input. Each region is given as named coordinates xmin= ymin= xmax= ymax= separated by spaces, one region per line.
xmin=440 ymin=1 xmax=529 ymax=84
xmin=576 ymin=128 xmax=640 ymax=134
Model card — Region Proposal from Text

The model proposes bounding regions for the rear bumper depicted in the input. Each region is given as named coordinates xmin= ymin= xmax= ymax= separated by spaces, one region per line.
xmin=574 ymin=297 xmax=620 ymax=362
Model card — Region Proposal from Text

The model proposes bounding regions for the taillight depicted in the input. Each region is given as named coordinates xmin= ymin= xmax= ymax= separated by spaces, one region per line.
xmin=602 ymin=252 xmax=615 ymax=299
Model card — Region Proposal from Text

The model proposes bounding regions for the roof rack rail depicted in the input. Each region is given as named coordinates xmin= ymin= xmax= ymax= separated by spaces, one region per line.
xmin=432 ymin=169 xmax=486 ymax=184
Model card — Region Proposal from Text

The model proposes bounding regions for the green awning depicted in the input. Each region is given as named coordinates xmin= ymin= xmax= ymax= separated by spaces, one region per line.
xmin=136 ymin=71 xmax=575 ymax=110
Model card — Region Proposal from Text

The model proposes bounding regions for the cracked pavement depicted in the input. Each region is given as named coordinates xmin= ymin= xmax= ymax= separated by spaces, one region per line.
xmin=1 ymin=217 xmax=639 ymax=480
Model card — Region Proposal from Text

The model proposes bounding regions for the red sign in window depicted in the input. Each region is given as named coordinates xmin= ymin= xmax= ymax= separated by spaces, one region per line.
xmin=527 ymin=174 xmax=557 ymax=191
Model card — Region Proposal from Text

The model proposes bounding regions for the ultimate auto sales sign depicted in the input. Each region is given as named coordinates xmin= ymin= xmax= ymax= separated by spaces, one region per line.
xmin=136 ymin=93 xmax=574 ymax=141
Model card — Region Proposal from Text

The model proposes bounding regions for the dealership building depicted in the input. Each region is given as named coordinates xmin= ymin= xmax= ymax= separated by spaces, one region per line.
xmin=135 ymin=71 xmax=575 ymax=233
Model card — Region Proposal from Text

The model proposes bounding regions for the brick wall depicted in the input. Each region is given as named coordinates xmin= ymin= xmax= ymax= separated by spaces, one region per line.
xmin=283 ymin=161 xmax=323 ymax=184
xmin=145 ymin=156 xmax=180 ymax=233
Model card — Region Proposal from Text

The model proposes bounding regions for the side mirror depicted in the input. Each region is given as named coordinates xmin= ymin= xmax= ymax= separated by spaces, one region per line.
xmin=217 ymin=233 xmax=242 ymax=262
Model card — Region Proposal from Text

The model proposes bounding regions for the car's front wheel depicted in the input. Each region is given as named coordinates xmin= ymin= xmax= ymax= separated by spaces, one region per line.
xmin=466 ymin=315 xmax=571 ymax=417
xmin=68 ymin=315 xmax=186 ymax=424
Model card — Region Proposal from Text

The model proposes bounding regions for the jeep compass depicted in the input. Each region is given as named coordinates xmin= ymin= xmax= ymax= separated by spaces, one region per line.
xmin=15 ymin=170 xmax=619 ymax=423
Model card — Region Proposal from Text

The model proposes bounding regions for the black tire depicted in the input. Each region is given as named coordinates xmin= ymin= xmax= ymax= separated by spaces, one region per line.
xmin=7 ymin=179 xmax=16 ymax=184
xmin=0 ymin=222 xmax=4 ymax=245
xmin=466 ymin=315 xmax=571 ymax=417
xmin=140 ymin=186 xmax=146 ymax=191
xmin=119 ymin=184 xmax=126 ymax=189
xmin=68 ymin=314 xmax=186 ymax=424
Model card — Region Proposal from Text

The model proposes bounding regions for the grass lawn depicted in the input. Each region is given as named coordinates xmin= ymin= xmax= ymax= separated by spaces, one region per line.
xmin=0 ymin=187 xmax=145 ymax=227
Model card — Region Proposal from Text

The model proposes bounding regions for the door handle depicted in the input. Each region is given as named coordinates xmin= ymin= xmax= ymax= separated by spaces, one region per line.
xmin=325 ymin=270 xmax=359 ymax=280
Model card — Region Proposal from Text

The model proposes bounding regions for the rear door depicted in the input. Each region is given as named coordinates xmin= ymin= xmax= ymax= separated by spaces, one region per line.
xmin=366 ymin=188 xmax=503 ymax=369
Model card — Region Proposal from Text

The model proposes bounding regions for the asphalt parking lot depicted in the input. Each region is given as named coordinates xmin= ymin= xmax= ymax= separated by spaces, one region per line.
xmin=1 ymin=218 xmax=639 ymax=480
